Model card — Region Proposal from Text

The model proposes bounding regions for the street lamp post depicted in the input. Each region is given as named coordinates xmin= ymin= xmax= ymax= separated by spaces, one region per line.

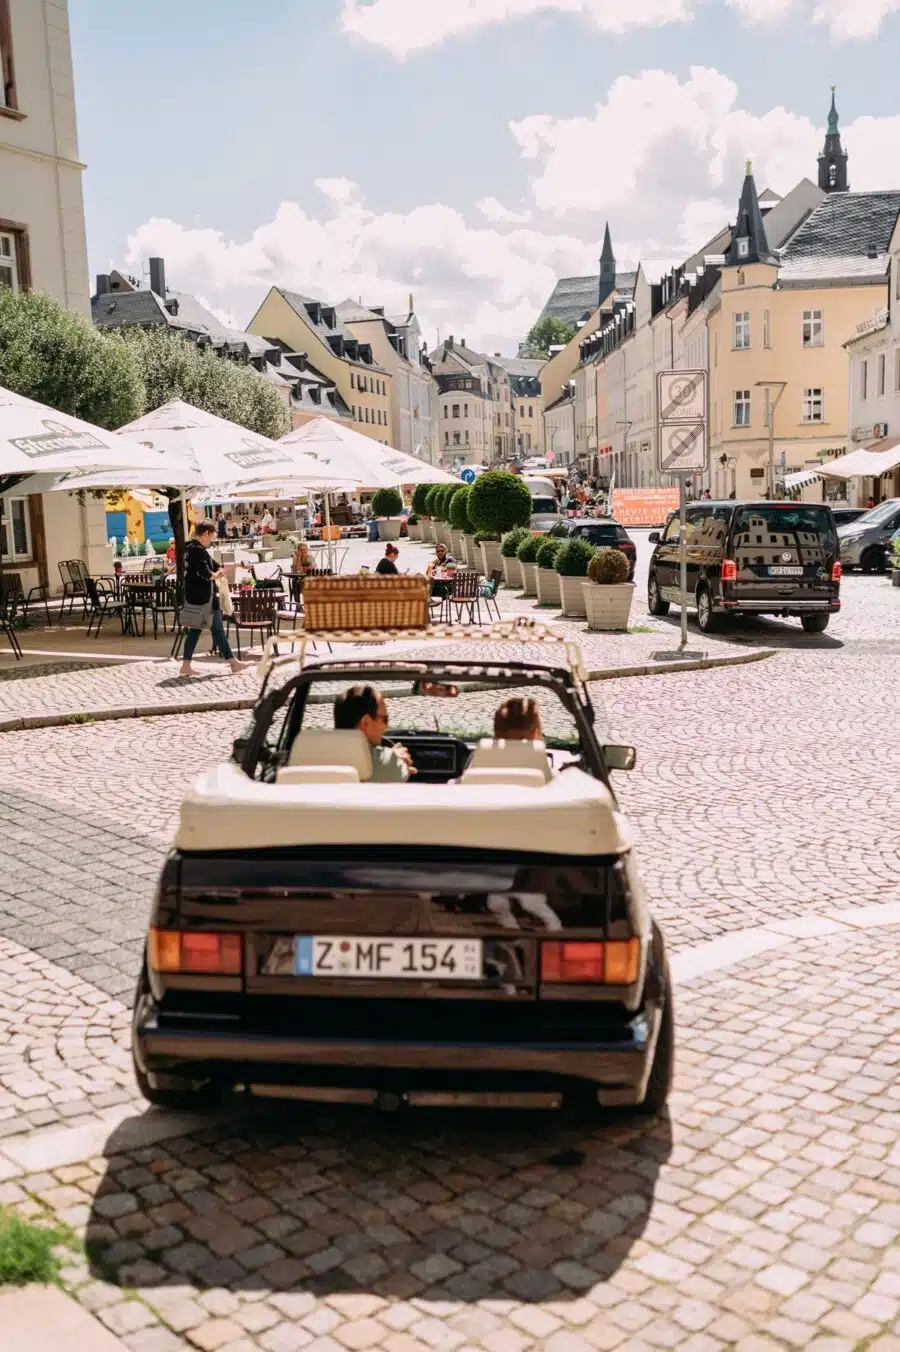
xmin=756 ymin=380 xmax=786 ymax=498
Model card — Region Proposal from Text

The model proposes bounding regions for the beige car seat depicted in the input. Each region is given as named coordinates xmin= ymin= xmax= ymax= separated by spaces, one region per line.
xmin=284 ymin=728 xmax=374 ymax=780
xmin=466 ymin=738 xmax=553 ymax=784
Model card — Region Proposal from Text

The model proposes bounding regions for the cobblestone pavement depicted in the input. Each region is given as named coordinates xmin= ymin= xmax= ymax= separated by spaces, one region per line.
xmin=3 ymin=924 xmax=899 ymax=1351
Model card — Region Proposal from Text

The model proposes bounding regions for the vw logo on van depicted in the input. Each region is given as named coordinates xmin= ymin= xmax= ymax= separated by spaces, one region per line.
xmin=780 ymin=551 xmax=793 ymax=562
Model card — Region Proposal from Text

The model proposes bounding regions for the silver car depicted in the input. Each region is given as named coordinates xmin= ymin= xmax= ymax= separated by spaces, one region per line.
xmin=837 ymin=498 xmax=900 ymax=572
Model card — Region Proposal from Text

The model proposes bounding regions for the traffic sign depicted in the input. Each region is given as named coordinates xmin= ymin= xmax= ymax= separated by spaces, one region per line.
xmin=459 ymin=467 xmax=476 ymax=484
xmin=658 ymin=422 xmax=707 ymax=475
xmin=657 ymin=370 xmax=707 ymax=424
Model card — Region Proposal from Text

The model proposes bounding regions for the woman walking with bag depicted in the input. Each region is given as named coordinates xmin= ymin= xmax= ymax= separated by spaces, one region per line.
xmin=179 ymin=521 xmax=249 ymax=678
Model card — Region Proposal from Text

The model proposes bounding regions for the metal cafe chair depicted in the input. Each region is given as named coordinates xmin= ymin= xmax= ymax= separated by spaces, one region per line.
xmin=0 ymin=571 xmax=52 ymax=628
xmin=59 ymin=559 xmax=89 ymax=618
xmin=226 ymin=589 xmax=280 ymax=659
xmin=84 ymin=577 xmax=131 ymax=639
xmin=446 ymin=569 xmax=483 ymax=625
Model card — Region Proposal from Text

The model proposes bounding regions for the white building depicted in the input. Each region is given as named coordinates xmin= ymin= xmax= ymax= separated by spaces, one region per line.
xmin=1 ymin=0 xmax=111 ymax=594
xmin=543 ymin=385 xmax=575 ymax=466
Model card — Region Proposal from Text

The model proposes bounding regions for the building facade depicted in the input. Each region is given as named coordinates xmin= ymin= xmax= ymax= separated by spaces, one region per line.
xmin=336 ymin=299 xmax=437 ymax=463
xmin=429 ymin=338 xmax=516 ymax=465
xmin=543 ymin=386 xmax=575 ymax=466
xmin=247 ymin=289 xmax=393 ymax=445
xmin=1 ymin=0 xmax=111 ymax=595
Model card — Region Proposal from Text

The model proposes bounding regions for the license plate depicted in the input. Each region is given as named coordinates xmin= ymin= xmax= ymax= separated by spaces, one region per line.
xmin=295 ymin=936 xmax=482 ymax=980
xmin=768 ymin=566 xmax=803 ymax=576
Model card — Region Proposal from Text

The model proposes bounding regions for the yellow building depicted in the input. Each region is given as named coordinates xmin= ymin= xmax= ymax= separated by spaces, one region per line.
xmin=247 ymin=288 xmax=393 ymax=445
xmin=708 ymin=153 xmax=900 ymax=499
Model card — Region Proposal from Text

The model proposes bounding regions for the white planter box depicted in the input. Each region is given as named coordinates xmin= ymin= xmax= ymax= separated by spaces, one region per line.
xmin=407 ymin=523 xmax=421 ymax=541
xmin=520 ymin=561 xmax=538 ymax=596
xmin=461 ymin=534 xmax=477 ymax=567
xmin=421 ymin=520 xmax=435 ymax=543
xmin=501 ymin=556 xmax=522 ymax=589
xmin=535 ymin=567 xmax=561 ymax=607
xmin=582 ymin=580 xmax=635 ymax=631
xmin=479 ymin=539 xmax=503 ymax=577
xmin=450 ymin=529 xmax=465 ymax=558
xmin=377 ymin=518 xmax=402 ymax=541
xmin=558 ymin=573 xmax=588 ymax=617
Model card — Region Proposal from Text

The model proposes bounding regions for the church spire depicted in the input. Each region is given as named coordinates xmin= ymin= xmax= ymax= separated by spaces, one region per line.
xmin=819 ymin=86 xmax=849 ymax=193
xmin=726 ymin=161 xmax=775 ymax=267
xmin=599 ymin=223 xmax=616 ymax=307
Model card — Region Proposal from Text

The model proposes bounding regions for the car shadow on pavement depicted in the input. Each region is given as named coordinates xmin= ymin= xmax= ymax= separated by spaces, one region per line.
xmin=655 ymin=613 xmax=844 ymax=651
xmin=84 ymin=1103 xmax=672 ymax=1304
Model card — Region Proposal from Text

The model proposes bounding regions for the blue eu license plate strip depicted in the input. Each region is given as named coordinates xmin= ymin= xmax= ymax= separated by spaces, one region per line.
xmin=295 ymin=936 xmax=315 ymax=975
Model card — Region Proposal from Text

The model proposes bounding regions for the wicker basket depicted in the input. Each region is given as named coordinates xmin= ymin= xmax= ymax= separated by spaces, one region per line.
xmin=303 ymin=573 xmax=430 ymax=633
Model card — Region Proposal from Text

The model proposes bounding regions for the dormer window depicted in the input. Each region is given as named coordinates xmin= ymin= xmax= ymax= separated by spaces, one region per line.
xmin=737 ymin=238 xmax=749 ymax=259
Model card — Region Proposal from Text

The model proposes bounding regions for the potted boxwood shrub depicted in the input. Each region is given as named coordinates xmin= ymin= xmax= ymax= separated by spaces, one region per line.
xmin=535 ymin=537 xmax=563 ymax=606
xmin=554 ymin=537 xmax=596 ymax=617
xmin=583 ymin=546 xmax=635 ymax=631
xmin=500 ymin=526 xmax=530 ymax=589
xmin=371 ymin=487 xmax=404 ymax=541
xmin=468 ymin=470 xmax=532 ymax=576
xmin=407 ymin=511 xmax=421 ymax=541
xmin=438 ymin=483 xmax=457 ymax=548
xmin=449 ymin=484 xmax=472 ymax=559
xmin=516 ymin=533 xmax=542 ymax=596
xmin=423 ymin=485 xmax=443 ymax=543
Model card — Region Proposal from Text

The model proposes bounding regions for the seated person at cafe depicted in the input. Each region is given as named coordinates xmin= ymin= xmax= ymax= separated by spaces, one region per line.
xmin=293 ymin=541 xmax=315 ymax=575
xmin=375 ymin=543 xmax=400 ymax=575
xmin=426 ymin=541 xmax=456 ymax=578
xmin=494 ymin=696 xmax=543 ymax=742
xmin=334 ymin=685 xmax=413 ymax=782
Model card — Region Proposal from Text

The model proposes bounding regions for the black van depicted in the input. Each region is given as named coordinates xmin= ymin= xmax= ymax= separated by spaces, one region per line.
xmin=647 ymin=500 xmax=841 ymax=634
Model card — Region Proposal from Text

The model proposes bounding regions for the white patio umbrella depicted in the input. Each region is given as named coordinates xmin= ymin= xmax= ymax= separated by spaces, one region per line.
xmin=283 ymin=418 xmax=459 ymax=488
xmin=0 ymin=384 xmax=199 ymax=496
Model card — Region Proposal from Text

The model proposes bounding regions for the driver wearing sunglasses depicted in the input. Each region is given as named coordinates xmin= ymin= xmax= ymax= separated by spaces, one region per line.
xmin=333 ymin=685 xmax=414 ymax=782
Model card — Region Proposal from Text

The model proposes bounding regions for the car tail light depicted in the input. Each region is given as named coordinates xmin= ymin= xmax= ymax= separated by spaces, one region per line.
xmin=721 ymin=559 xmax=737 ymax=583
xmin=149 ymin=928 xmax=242 ymax=975
xmin=541 ymin=938 xmax=640 ymax=985
xmin=831 ymin=561 xmax=842 ymax=582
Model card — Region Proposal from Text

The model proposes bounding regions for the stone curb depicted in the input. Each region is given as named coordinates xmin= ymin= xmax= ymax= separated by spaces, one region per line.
xmin=0 ymin=648 xmax=774 ymax=733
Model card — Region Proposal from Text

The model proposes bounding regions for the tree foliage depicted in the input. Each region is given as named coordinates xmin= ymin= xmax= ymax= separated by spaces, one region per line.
xmin=522 ymin=314 xmax=577 ymax=359
xmin=469 ymin=470 xmax=532 ymax=537
xmin=412 ymin=483 xmax=436 ymax=516
xmin=0 ymin=289 xmax=143 ymax=429
xmin=371 ymin=487 xmax=403 ymax=517
xmin=449 ymin=485 xmax=473 ymax=532
xmin=114 ymin=327 xmax=287 ymax=439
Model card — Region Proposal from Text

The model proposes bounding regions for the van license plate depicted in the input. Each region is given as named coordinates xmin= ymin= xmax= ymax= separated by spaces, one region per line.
xmin=295 ymin=936 xmax=483 ymax=980
xmin=768 ymin=566 xmax=803 ymax=576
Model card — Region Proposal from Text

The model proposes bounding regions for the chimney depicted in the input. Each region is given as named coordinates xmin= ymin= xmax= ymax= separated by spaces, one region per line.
xmin=461 ymin=338 xmax=467 ymax=348
xmin=95 ymin=274 xmax=111 ymax=295
xmin=494 ymin=352 xmax=501 ymax=357
xmin=149 ymin=257 xmax=166 ymax=297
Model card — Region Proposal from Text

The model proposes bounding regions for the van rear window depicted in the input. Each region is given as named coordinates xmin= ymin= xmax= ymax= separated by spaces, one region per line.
xmin=732 ymin=505 xmax=837 ymax=546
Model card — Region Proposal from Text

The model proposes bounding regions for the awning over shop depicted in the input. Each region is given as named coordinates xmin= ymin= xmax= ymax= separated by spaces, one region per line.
xmin=821 ymin=437 xmax=900 ymax=479
xmin=783 ymin=469 xmax=822 ymax=490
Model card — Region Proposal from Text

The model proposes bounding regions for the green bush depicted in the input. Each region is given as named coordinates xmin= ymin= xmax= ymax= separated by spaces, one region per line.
xmin=412 ymin=483 xmax=435 ymax=516
xmin=536 ymin=537 xmax=563 ymax=569
xmin=424 ymin=485 xmax=442 ymax=518
xmin=587 ymin=547 xmax=630 ymax=585
xmin=474 ymin=529 xmax=498 ymax=545
xmin=500 ymin=526 xmax=530 ymax=558
xmin=555 ymin=538 xmax=596 ymax=577
xmin=439 ymin=483 xmax=458 ymax=521
xmin=469 ymin=471 xmax=532 ymax=537
xmin=407 ymin=512 xmax=419 ymax=525
xmin=516 ymin=533 xmax=543 ymax=564
xmin=449 ymin=484 xmax=472 ymax=531
xmin=371 ymin=487 xmax=403 ymax=518
xmin=0 ymin=1208 xmax=70 ymax=1286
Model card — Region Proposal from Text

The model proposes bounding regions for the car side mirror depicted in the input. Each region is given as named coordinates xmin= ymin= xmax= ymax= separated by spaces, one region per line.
xmin=648 ymin=532 xmax=660 ymax=544
xmin=603 ymin=744 xmax=636 ymax=772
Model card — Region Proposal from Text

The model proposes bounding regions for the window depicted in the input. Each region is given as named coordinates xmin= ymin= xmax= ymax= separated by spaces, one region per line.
xmin=0 ymin=498 xmax=31 ymax=560
xmin=528 ymin=405 xmax=533 ymax=419
xmin=763 ymin=310 xmax=771 ymax=349
xmin=878 ymin=354 xmax=886 ymax=396
xmin=802 ymin=388 xmax=824 ymax=423
xmin=737 ymin=238 xmax=749 ymax=259
xmin=734 ymin=390 xmax=751 ymax=427
xmin=465 ymin=430 xmax=470 ymax=445
xmin=349 ymin=372 xmax=355 ymax=390
xmin=452 ymin=404 xmax=459 ymax=418
xmin=802 ymin=310 xmax=824 ymax=348
xmin=443 ymin=404 xmax=448 ymax=418
xmin=444 ymin=431 xmax=449 ymax=446
xmin=860 ymin=361 xmax=868 ymax=401
xmin=0 ymin=0 xmax=17 ymax=111
xmin=0 ymin=231 xmax=19 ymax=292
xmin=463 ymin=403 xmax=468 ymax=417
xmin=733 ymin=312 xmax=750 ymax=350
xmin=452 ymin=432 xmax=460 ymax=446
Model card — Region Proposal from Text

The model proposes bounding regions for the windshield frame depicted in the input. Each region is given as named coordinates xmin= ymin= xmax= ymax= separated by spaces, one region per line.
xmin=239 ymin=658 xmax=611 ymax=788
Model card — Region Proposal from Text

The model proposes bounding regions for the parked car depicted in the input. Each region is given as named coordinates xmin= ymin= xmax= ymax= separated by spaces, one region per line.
xmin=132 ymin=643 xmax=673 ymax=1117
xmin=837 ymin=498 xmax=900 ymax=573
xmin=647 ymin=499 xmax=841 ymax=634
xmin=551 ymin=517 xmax=636 ymax=580
xmin=830 ymin=506 xmax=868 ymax=529
xmin=524 ymin=476 xmax=563 ymax=533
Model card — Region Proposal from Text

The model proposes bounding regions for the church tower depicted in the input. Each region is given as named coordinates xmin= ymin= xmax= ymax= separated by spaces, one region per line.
xmin=726 ymin=162 xmax=776 ymax=267
xmin=818 ymin=88 xmax=849 ymax=194
xmin=598 ymin=224 xmax=616 ymax=307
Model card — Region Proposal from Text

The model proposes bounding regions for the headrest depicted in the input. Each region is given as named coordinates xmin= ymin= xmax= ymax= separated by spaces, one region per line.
xmin=468 ymin=739 xmax=552 ymax=784
xmin=287 ymin=729 xmax=373 ymax=781
xmin=458 ymin=768 xmax=547 ymax=789
xmin=276 ymin=765 xmax=360 ymax=785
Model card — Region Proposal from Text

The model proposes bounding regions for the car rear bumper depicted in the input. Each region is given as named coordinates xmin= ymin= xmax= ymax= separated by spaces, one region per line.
xmin=134 ymin=1005 xmax=662 ymax=1108
xmin=718 ymin=597 xmax=839 ymax=613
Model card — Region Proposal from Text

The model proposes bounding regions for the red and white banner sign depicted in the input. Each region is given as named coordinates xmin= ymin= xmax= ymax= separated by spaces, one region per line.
xmin=611 ymin=488 xmax=679 ymax=528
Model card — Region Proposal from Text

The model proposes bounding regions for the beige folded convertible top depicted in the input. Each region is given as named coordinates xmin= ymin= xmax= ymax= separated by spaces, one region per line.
xmin=176 ymin=761 xmax=632 ymax=857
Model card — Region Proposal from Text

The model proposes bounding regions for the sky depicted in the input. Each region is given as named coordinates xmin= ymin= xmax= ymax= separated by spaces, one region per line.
xmin=69 ymin=0 xmax=900 ymax=356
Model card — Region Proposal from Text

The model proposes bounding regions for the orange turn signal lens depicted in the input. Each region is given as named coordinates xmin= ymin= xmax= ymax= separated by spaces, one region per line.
xmin=541 ymin=938 xmax=640 ymax=985
xmin=149 ymin=928 xmax=242 ymax=975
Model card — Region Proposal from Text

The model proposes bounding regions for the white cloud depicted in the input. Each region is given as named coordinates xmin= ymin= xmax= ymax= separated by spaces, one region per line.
xmin=314 ymin=177 xmax=360 ymax=205
xmin=729 ymin=0 xmax=900 ymax=36
xmin=476 ymin=196 xmax=532 ymax=224
xmin=340 ymin=0 xmax=689 ymax=58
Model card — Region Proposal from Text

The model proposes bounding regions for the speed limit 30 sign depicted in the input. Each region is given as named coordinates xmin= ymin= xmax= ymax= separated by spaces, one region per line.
xmin=657 ymin=369 xmax=708 ymax=475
